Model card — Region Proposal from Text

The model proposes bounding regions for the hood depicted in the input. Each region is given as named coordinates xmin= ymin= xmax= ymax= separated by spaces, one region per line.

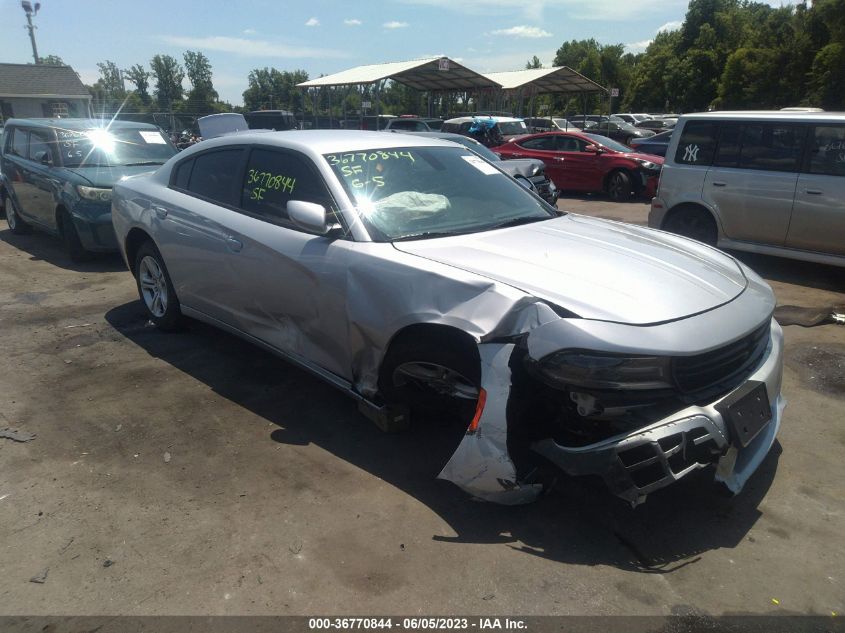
xmin=393 ymin=214 xmax=746 ymax=325
xmin=625 ymin=152 xmax=664 ymax=165
xmin=495 ymin=158 xmax=545 ymax=179
xmin=64 ymin=165 xmax=164 ymax=188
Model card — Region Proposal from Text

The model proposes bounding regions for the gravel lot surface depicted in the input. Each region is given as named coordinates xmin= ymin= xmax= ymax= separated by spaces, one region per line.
xmin=0 ymin=194 xmax=842 ymax=617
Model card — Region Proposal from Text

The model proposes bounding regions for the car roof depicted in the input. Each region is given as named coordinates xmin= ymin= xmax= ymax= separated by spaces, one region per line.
xmin=680 ymin=111 xmax=845 ymax=123
xmin=3 ymin=117 xmax=159 ymax=131
xmin=178 ymin=129 xmax=461 ymax=156
xmin=443 ymin=116 xmax=523 ymax=124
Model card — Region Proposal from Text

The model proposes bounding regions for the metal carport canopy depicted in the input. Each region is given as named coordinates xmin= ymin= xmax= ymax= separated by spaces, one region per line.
xmin=296 ymin=57 xmax=500 ymax=91
xmin=483 ymin=66 xmax=607 ymax=94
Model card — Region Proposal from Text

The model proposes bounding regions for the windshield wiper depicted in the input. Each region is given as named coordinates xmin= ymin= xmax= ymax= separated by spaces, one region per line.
xmin=123 ymin=161 xmax=166 ymax=166
xmin=486 ymin=216 xmax=551 ymax=230
xmin=392 ymin=231 xmax=468 ymax=242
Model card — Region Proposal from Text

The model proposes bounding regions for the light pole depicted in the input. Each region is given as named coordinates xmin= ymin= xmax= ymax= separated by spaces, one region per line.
xmin=21 ymin=1 xmax=41 ymax=64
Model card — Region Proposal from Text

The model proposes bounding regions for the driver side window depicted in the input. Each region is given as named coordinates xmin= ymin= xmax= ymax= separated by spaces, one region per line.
xmin=240 ymin=148 xmax=334 ymax=225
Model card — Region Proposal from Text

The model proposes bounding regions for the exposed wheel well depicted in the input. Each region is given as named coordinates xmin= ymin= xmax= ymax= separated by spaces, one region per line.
xmin=378 ymin=324 xmax=480 ymax=395
xmin=663 ymin=202 xmax=717 ymax=230
xmin=125 ymin=228 xmax=154 ymax=274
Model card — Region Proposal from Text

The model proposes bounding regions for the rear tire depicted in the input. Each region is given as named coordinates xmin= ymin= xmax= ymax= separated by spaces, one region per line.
xmin=5 ymin=195 xmax=32 ymax=234
xmin=664 ymin=206 xmax=718 ymax=246
xmin=606 ymin=170 xmax=633 ymax=201
xmin=134 ymin=240 xmax=183 ymax=331
xmin=59 ymin=210 xmax=94 ymax=262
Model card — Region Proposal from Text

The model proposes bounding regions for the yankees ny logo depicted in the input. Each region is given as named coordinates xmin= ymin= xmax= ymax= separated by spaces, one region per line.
xmin=683 ymin=144 xmax=700 ymax=162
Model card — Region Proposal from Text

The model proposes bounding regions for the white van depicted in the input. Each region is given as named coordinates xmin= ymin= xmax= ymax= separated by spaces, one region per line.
xmin=649 ymin=111 xmax=845 ymax=267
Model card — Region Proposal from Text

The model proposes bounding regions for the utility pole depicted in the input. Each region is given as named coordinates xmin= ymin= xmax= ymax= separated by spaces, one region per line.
xmin=21 ymin=1 xmax=41 ymax=64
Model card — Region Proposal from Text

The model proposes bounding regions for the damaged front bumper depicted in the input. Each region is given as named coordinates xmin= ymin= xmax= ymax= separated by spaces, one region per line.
xmin=439 ymin=320 xmax=784 ymax=506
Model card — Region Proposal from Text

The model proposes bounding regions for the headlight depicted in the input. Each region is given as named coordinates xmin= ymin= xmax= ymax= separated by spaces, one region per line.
xmin=633 ymin=159 xmax=659 ymax=171
xmin=536 ymin=351 xmax=672 ymax=390
xmin=77 ymin=186 xmax=112 ymax=202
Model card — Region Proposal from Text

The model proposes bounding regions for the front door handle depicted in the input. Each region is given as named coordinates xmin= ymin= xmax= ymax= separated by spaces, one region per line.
xmin=805 ymin=189 xmax=822 ymax=195
xmin=712 ymin=181 xmax=726 ymax=187
xmin=152 ymin=205 xmax=168 ymax=219
xmin=555 ymin=156 xmax=565 ymax=162
xmin=226 ymin=236 xmax=243 ymax=252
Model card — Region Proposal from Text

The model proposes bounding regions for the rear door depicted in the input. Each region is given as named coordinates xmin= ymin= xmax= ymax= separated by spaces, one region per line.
xmin=155 ymin=147 xmax=247 ymax=324
xmin=507 ymin=135 xmax=565 ymax=186
xmin=786 ymin=124 xmax=845 ymax=256
xmin=703 ymin=122 xmax=802 ymax=246
xmin=3 ymin=128 xmax=42 ymax=225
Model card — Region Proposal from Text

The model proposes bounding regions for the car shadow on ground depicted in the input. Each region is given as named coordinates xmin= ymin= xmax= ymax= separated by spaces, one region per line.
xmin=0 ymin=228 xmax=127 ymax=273
xmin=557 ymin=191 xmax=651 ymax=205
xmin=105 ymin=300 xmax=779 ymax=574
xmin=727 ymin=250 xmax=845 ymax=295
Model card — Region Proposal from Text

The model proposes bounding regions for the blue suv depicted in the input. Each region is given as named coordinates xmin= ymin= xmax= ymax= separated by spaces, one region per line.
xmin=0 ymin=118 xmax=177 ymax=261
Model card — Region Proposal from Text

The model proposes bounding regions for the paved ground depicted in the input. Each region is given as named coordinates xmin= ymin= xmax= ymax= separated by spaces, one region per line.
xmin=0 ymin=195 xmax=842 ymax=617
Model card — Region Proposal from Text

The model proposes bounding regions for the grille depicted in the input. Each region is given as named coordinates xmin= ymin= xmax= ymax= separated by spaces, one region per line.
xmin=673 ymin=321 xmax=770 ymax=394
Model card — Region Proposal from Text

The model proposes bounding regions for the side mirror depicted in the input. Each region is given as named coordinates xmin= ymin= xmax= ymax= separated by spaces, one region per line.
xmin=34 ymin=150 xmax=52 ymax=165
xmin=288 ymin=200 xmax=330 ymax=235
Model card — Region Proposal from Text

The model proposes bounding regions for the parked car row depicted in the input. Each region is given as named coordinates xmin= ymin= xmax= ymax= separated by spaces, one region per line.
xmin=0 ymin=116 xmax=786 ymax=508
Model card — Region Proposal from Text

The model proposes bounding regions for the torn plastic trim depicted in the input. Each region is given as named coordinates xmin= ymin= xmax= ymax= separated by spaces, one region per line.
xmin=437 ymin=343 xmax=542 ymax=505
xmin=530 ymin=319 xmax=784 ymax=506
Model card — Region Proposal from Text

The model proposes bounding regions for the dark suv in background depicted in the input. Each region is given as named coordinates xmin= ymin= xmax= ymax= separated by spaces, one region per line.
xmin=0 ymin=118 xmax=176 ymax=260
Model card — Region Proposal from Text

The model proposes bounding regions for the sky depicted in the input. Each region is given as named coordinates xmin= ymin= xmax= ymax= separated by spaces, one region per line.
xmin=0 ymin=0 xmax=792 ymax=106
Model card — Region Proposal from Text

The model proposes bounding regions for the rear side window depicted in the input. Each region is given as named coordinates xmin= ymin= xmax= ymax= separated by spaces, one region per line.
xmin=738 ymin=124 xmax=803 ymax=172
xmin=675 ymin=121 xmax=717 ymax=165
xmin=807 ymin=125 xmax=845 ymax=177
xmin=240 ymin=148 xmax=333 ymax=223
xmin=714 ymin=124 xmax=742 ymax=167
xmin=172 ymin=158 xmax=193 ymax=190
xmin=187 ymin=149 xmax=244 ymax=205
xmin=519 ymin=136 xmax=556 ymax=150
xmin=10 ymin=128 xmax=28 ymax=157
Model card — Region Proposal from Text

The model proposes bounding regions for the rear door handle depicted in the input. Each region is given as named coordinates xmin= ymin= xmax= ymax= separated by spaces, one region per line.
xmin=225 ymin=236 xmax=243 ymax=252
xmin=555 ymin=157 xmax=565 ymax=162
xmin=805 ymin=189 xmax=822 ymax=195
xmin=712 ymin=181 xmax=726 ymax=187
xmin=152 ymin=205 xmax=168 ymax=219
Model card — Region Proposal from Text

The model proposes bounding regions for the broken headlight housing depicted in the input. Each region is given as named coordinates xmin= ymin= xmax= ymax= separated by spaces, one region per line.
xmin=536 ymin=351 xmax=672 ymax=391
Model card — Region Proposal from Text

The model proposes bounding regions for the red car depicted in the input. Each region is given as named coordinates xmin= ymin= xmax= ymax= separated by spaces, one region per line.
xmin=492 ymin=131 xmax=663 ymax=201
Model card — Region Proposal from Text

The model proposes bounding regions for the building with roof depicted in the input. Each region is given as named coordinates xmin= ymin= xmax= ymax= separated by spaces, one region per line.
xmin=0 ymin=63 xmax=92 ymax=123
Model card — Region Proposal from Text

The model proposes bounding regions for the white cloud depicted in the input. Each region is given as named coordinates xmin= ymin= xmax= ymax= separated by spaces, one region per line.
xmin=158 ymin=35 xmax=347 ymax=58
xmin=490 ymin=25 xmax=552 ymax=38
xmin=344 ymin=18 xmax=362 ymax=26
xmin=383 ymin=21 xmax=409 ymax=29
xmin=398 ymin=0 xmax=687 ymax=21
xmin=657 ymin=20 xmax=682 ymax=32
xmin=242 ymin=28 xmax=257 ymax=35
xmin=461 ymin=49 xmax=558 ymax=73
xmin=305 ymin=17 xmax=320 ymax=27
xmin=625 ymin=39 xmax=653 ymax=53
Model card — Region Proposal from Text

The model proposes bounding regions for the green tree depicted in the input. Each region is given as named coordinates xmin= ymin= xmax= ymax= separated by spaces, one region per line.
xmin=150 ymin=54 xmax=185 ymax=112
xmin=807 ymin=43 xmax=845 ymax=108
xmin=38 ymin=54 xmax=64 ymax=65
xmin=183 ymin=50 xmax=217 ymax=114
xmin=124 ymin=63 xmax=152 ymax=106
xmin=525 ymin=55 xmax=542 ymax=69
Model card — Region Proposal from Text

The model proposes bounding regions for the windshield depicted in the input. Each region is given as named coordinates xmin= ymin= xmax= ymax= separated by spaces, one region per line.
xmin=584 ymin=133 xmax=633 ymax=153
xmin=447 ymin=136 xmax=501 ymax=162
xmin=58 ymin=127 xmax=177 ymax=167
xmin=324 ymin=146 xmax=555 ymax=242
xmin=498 ymin=121 xmax=528 ymax=135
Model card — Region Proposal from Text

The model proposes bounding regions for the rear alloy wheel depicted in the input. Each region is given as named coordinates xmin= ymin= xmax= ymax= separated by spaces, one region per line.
xmin=665 ymin=206 xmax=718 ymax=246
xmin=5 ymin=196 xmax=32 ymax=235
xmin=134 ymin=241 xmax=183 ymax=330
xmin=59 ymin=210 xmax=93 ymax=262
xmin=606 ymin=170 xmax=633 ymax=201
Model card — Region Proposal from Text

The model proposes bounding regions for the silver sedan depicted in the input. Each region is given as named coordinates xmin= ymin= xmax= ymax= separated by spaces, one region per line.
xmin=112 ymin=130 xmax=784 ymax=506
